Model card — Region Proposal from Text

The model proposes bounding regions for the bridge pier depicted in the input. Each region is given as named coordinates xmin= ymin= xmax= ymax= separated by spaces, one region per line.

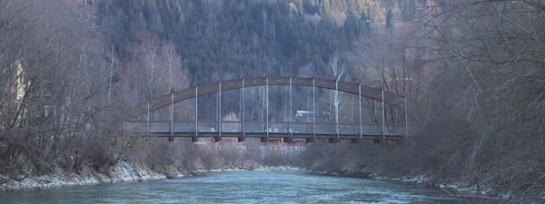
xmin=283 ymin=137 xmax=293 ymax=143
xmin=214 ymin=136 xmax=222 ymax=142
xmin=238 ymin=137 xmax=245 ymax=142
xmin=305 ymin=138 xmax=314 ymax=143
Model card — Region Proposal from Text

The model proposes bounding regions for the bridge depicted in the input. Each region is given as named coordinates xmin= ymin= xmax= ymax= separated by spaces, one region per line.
xmin=126 ymin=76 xmax=409 ymax=143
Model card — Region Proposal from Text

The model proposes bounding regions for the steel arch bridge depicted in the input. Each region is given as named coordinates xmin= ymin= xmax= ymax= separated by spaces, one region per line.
xmin=126 ymin=76 xmax=409 ymax=143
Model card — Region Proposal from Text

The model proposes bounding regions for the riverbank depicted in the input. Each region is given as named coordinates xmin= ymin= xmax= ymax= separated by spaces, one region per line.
xmin=370 ymin=174 xmax=505 ymax=203
xmin=0 ymin=161 xmax=303 ymax=192
xmin=0 ymin=161 xmax=174 ymax=192
xmin=1 ymin=170 xmax=461 ymax=203
xmin=0 ymin=162 xmax=512 ymax=203
xmin=308 ymin=168 xmax=507 ymax=203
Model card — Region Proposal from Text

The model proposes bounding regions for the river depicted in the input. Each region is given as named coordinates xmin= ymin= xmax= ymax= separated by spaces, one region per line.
xmin=0 ymin=170 xmax=465 ymax=203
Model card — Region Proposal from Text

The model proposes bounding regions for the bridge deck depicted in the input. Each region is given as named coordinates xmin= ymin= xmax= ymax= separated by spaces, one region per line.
xmin=126 ymin=121 xmax=405 ymax=142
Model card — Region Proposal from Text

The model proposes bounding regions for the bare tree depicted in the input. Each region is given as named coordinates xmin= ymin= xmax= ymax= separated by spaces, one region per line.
xmin=410 ymin=0 xmax=545 ymax=199
xmin=0 ymin=0 xmax=133 ymax=176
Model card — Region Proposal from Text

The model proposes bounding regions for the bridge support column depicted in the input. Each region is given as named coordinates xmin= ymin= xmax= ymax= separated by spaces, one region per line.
xmin=284 ymin=137 xmax=293 ymax=143
xmin=238 ymin=137 xmax=245 ymax=143
xmin=193 ymin=85 xmax=198 ymax=143
xmin=214 ymin=137 xmax=222 ymax=142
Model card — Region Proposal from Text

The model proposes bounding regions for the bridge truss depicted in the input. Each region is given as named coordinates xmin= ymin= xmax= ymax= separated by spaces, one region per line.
xmin=127 ymin=77 xmax=409 ymax=143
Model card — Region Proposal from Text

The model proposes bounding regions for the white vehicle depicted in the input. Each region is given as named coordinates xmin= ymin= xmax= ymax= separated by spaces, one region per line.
xmin=294 ymin=110 xmax=315 ymax=122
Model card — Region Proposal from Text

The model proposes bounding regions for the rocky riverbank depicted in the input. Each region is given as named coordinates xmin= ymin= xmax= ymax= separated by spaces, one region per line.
xmin=0 ymin=162 xmax=304 ymax=192
xmin=370 ymin=174 xmax=505 ymax=202
xmin=0 ymin=161 xmax=176 ymax=192
xmin=308 ymin=168 xmax=506 ymax=203
xmin=3 ymin=162 xmax=508 ymax=203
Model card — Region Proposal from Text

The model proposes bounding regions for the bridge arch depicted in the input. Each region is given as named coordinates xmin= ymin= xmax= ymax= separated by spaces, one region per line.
xmin=129 ymin=76 xmax=409 ymax=143
xmin=135 ymin=76 xmax=405 ymax=115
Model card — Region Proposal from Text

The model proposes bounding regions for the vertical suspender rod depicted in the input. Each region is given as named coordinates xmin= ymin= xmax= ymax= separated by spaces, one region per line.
xmin=359 ymin=84 xmax=363 ymax=140
xmin=335 ymin=78 xmax=339 ymax=140
xmin=381 ymin=89 xmax=386 ymax=141
xmin=219 ymin=81 xmax=222 ymax=138
xmin=170 ymin=88 xmax=174 ymax=142
xmin=289 ymin=77 xmax=292 ymax=137
xmin=241 ymin=78 xmax=245 ymax=138
xmin=195 ymin=86 xmax=198 ymax=139
xmin=312 ymin=77 xmax=316 ymax=139
xmin=265 ymin=77 xmax=269 ymax=139
xmin=405 ymin=96 xmax=409 ymax=141
xmin=147 ymin=99 xmax=150 ymax=138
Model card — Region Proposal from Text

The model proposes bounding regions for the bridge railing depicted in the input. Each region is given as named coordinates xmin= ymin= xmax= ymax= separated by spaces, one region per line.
xmin=125 ymin=121 xmax=406 ymax=136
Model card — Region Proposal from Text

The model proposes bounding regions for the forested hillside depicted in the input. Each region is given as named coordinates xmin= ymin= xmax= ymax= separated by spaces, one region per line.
xmin=97 ymin=0 xmax=380 ymax=82
xmin=96 ymin=0 xmax=420 ymax=121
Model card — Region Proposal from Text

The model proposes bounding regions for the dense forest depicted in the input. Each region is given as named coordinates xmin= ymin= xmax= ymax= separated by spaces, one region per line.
xmin=1 ymin=0 xmax=544 ymax=202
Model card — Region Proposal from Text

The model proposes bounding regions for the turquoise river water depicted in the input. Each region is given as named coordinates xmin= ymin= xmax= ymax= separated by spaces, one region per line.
xmin=0 ymin=170 xmax=467 ymax=203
